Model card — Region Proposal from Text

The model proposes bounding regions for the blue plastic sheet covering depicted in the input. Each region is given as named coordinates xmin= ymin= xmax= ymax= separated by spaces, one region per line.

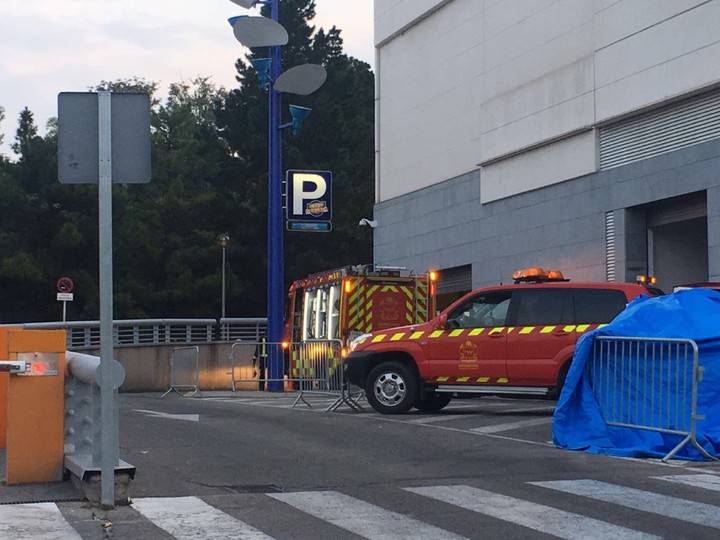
xmin=553 ymin=288 xmax=720 ymax=460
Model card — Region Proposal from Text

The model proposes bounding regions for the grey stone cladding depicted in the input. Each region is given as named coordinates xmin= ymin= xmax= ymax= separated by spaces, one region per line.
xmin=374 ymin=138 xmax=720 ymax=286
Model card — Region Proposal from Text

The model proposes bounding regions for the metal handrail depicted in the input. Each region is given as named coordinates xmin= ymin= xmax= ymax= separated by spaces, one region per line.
xmin=2 ymin=318 xmax=267 ymax=350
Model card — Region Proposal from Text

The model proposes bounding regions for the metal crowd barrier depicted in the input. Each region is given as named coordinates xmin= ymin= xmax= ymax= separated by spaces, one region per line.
xmin=162 ymin=346 xmax=200 ymax=398
xmin=588 ymin=336 xmax=716 ymax=462
xmin=228 ymin=339 xmax=362 ymax=412
xmin=292 ymin=340 xmax=362 ymax=412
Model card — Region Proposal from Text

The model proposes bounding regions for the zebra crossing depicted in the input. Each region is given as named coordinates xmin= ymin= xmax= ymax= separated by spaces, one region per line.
xmin=5 ymin=473 xmax=720 ymax=539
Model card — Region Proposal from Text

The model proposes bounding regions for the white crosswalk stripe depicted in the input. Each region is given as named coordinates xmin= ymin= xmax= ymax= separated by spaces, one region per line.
xmin=405 ymin=485 xmax=659 ymax=540
xmin=653 ymin=473 xmax=720 ymax=492
xmin=0 ymin=503 xmax=82 ymax=540
xmin=132 ymin=496 xmax=274 ymax=540
xmin=532 ymin=479 xmax=720 ymax=529
xmin=268 ymin=490 xmax=467 ymax=539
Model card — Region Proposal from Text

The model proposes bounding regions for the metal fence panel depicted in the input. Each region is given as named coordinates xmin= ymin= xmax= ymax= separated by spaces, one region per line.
xmin=162 ymin=346 xmax=200 ymax=398
xmin=587 ymin=336 xmax=714 ymax=461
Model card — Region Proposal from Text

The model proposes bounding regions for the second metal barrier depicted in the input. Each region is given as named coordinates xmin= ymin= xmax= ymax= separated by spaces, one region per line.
xmin=588 ymin=336 xmax=716 ymax=462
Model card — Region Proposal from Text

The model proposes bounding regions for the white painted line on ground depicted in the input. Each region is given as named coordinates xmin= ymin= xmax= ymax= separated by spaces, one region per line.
xmin=405 ymin=485 xmax=658 ymax=540
xmin=133 ymin=409 xmax=199 ymax=422
xmin=470 ymin=417 xmax=552 ymax=434
xmin=268 ymin=490 xmax=466 ymax=540
xmin=499 ymin=406 xmax=556 ymax=415
xmin=0 ymin=502 xmax=82 ymax=540
xmin=407 ymin=414 xmax=476 ymax=425
xmin=532 ymin=479 xmax=720 ymax=529
xmin=132 ymin=496 xmax=273 ymax=540
xmin=654 ymin=474 xmax=720 ymax=492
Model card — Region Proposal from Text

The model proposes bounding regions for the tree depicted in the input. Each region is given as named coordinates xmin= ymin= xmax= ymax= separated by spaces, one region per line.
xmin=0 ymin=105 xmax=5 ymax=148
xmin=0 ymin=2 xmax=375 ymax=322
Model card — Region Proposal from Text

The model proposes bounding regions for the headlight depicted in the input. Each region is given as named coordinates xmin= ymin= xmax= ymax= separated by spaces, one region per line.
xmin=349 ymin=333 xmax=371 ymax=352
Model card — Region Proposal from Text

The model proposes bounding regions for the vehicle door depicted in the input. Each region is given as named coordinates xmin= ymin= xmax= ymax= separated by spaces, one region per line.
xmin=506 ymin=288 xmax=575 ymax=385
xmin=423 ymin=291 xmax=511 ymax=383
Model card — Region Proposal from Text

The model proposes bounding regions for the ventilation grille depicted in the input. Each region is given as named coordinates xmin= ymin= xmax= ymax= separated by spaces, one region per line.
xmin=605 ymin=211 xmax=616 ymax=282
xmin=600 ymin=89 xmax=720 ymax=170
xmin=437 ymin=264 xmax=472 ymax=295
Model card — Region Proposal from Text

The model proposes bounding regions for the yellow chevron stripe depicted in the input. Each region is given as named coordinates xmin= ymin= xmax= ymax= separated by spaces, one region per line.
xmin=406 ymin=314 xmax=413 ymax=323
xmin=520 ymin=326 xmax=535 ymax=334
xmin=597 ymin=323 xmax=608 ymax=329
xmin=489 ymin=327 xmax=505 ymax=335
xmin=563 ymin=325 xmax=576 ymax=333
xmin=401 ymin=287 xmax=414 ymax=300
xmin=469 ymin=328 xmax=485 ymax=336
xmin=540 ymin=326 xmax=556 ymax=334
xmin=477 ymin=377 xmax=490 ymax=383
xmin=497 ymin=377 xmax=509 ymax=384
xmin=506 ymin=327 xmax=515 ymax=334
xmin=436 ymin=376 xmax=449 ymax=382
xmin=371 ymin=334 xmax=386 ymax=343
xmin=366 ymin=299 xmax=373 ymax=310
xmin=430 ymin=330 xmax=444 ymax=338
xmin=406 ymin=301 xmax=414 ymax=311
xmin=449 ymin=329 xmax=465 ymax=337
xmin=576 ymin=324 xmax=590 ymax=332
xmin=390 ymin=332 xmax=405 ymax=341
xmin=410 ymin=331 xmax=424 ymax=340
xmin=456 ymin=376 xmax=470 ymax=383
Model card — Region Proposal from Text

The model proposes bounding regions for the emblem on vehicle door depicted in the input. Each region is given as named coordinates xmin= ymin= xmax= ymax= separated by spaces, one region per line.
xmin=458 ymin=340 xmax=479 ymax=370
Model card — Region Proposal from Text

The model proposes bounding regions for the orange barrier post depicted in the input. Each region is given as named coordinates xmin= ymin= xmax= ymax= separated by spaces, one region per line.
xmin=3 ymin=329 xmax=66 ymax=485
xmin=0 ymin=327 xmax=19 ymax=450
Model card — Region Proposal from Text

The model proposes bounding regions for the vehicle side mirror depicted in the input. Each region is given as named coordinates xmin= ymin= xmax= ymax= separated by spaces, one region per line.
xmin=437 ymin=314 xmax=448 ymax=329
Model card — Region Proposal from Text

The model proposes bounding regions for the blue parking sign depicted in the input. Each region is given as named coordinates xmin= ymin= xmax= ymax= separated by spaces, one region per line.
xmin=286 ymin=170 xmax=332 ymax=231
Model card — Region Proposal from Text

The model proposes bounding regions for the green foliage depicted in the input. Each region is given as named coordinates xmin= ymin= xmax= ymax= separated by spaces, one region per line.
xmin=0 ymin=0 xmax=374 ymax=323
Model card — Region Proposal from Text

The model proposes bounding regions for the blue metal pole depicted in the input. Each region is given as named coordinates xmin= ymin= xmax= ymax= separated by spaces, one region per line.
xmin=267 ymin=0 xmax=284 ymax=391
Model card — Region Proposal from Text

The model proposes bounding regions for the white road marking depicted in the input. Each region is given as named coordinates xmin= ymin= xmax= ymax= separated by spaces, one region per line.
xmin=268 ymin=490 xmax=467 ymax=540
xmin=407 ymin=414 xmax=475 ymax=424
xmin=0 ymin=502 xmax=82 ymax=540
xmin=533 ymin=479 xmax=720 ymax=529
xmin=499 ymin=406 xmax=556 ymax=415
xmin=132 ymin=496 xmax=273 ymax=540
xmin=406 ymin=485 xmax=658 ymax=540
xmin=654 ymin=474 xmax=720 ymax=492
xmin=133 ymin=409 xmax=199 ymax=422
xmin=470 ymin=417 xmax=551 ymax=433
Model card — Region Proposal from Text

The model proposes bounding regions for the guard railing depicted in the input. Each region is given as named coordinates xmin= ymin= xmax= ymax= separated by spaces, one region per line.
xmin=162 ymin=346 xmax=200 ymax=398
xmin=3 ymin=318 xmax=267 ymax=350
xmin=588 ymin=336 xmax=716 ymax=462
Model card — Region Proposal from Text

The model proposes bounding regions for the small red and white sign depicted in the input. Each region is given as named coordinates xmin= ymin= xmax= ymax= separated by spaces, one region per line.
xmin=57 ymin=292 xmax=74 ymax=302
xmin=56 ymin=276 xmax=75 ymax=294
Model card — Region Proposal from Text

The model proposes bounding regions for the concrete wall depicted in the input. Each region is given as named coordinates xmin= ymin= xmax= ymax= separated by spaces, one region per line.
xmin=374 ymin=138 xmax=720 ymax=290
xmin=375 ymin=0 xmax=720 ymax=203
xmin=84 ymin=344 xmax=261 ymax=393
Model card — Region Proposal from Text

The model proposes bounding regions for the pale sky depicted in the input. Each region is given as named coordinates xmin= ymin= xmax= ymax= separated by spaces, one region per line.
xmin=0 ymin=0 xmax=374 ymax=156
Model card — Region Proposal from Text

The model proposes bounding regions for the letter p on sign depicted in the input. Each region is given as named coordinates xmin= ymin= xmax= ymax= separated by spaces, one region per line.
xmin=286 ymin=170 xmax=332 ymax=224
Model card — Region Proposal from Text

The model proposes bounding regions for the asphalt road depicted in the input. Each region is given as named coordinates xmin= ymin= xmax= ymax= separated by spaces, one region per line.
xmin=3 ymin=391 xmax=720 ymax=539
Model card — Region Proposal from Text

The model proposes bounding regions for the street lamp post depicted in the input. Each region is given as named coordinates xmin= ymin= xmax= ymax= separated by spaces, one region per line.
xmin=219 ymin=234 xmax=230 ymax=319
xmin=229 ymin=0 xmax=326 ymax=391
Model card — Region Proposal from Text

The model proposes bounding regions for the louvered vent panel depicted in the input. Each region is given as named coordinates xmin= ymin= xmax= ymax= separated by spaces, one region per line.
xmin=437 ymin=264 xmax=472 ymax=294
xmin=600 ymin=90 xmax=720 ymax=170
xmin=605 ymin=211 xmax=616 ymax=282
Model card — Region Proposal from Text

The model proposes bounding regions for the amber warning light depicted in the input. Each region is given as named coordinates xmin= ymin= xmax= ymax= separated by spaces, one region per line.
xmin=429 ymin=271 xmax=439 ymax=282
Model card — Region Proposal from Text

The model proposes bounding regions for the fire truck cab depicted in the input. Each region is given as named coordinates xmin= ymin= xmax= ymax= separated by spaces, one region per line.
xmin=346 ymin=268 xmax=662 ymax=414
xmin=285 ymin=265 xmax=437 ymax=347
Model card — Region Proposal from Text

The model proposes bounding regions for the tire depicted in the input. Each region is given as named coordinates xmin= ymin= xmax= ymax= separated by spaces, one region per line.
xmin=365 ymin=361 xmax=419 ymax=414
xmin=415 ymin=394 xmax=452 ymax=413
xmin=550 ymin=362 xmax=571 ymax=400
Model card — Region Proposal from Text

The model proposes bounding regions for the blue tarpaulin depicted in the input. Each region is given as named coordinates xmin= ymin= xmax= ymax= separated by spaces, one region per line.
xmin=553 ymin=288 xmax=720 ymax=460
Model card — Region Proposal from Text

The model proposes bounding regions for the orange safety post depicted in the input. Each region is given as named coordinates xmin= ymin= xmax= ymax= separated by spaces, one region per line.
xmin=4 ymin=329 xmax=66 ymax=485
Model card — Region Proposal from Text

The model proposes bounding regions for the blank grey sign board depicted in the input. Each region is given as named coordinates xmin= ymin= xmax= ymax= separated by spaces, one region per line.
xmin=58 ymin=92 xmax=151 ymax=184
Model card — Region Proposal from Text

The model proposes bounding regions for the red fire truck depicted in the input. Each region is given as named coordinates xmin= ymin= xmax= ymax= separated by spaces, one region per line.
xmin=284 ymin=265 xmax=437 ymax=347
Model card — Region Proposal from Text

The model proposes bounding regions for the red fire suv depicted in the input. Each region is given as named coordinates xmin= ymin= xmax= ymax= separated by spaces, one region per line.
xmin=346 ymin=268 xmax=661 ymax=414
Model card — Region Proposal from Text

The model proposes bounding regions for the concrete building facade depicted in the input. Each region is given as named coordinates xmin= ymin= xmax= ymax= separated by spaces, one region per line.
xmin=373 ymin=0 xmax=720 ymax=303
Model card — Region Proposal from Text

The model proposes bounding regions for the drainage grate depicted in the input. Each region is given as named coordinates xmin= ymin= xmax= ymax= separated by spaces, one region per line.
xmin=227 ymin=484 xmax=284 ymax=494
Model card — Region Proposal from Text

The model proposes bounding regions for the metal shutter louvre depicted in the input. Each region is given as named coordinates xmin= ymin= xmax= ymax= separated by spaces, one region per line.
xmin=605 ymin=211 xmax=616 ymax=282
xmin=600 ymin=90 xmax=720 ymax=170
xmin=437 ymin=265 xmax=472 ymax=295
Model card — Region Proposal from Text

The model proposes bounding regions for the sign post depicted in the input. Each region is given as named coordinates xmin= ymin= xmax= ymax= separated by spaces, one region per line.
xmin=56 ymin=276 xmax=75 ymax=323
xmin=58 ymin=91 xmax=150 ymax=508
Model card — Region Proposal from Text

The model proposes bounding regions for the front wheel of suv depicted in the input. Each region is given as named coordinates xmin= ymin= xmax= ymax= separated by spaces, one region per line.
xmin=365 ymin=362 xmax=418 ymax=414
